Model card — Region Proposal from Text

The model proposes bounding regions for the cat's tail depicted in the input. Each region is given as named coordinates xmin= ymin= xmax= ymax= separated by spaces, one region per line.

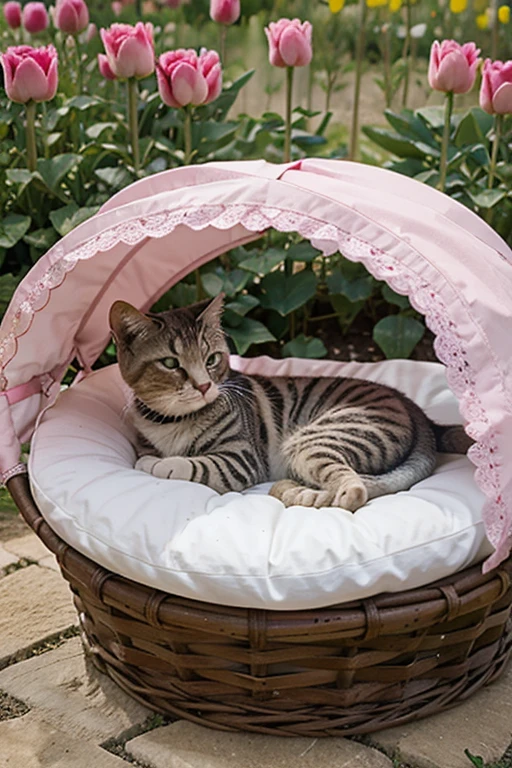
xmin=431 ymin=423 xmax=473 ymax=454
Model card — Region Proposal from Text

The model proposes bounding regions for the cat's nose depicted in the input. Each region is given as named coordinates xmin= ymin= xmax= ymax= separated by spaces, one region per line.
xmin=196 ymin=382 xmax=212 ymax=395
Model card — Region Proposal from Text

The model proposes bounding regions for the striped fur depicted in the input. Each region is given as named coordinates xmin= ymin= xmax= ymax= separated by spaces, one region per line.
xmin=110 ymin=297 xmax=472 ymax=511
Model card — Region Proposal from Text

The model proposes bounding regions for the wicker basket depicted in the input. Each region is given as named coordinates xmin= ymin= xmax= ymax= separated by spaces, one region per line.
xmin=8 ymin=473 xmax=512 ymax=737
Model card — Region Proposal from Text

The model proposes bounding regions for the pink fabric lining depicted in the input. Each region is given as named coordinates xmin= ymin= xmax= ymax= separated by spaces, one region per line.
xmin=0 ymin=159 xmax=511 ymax=572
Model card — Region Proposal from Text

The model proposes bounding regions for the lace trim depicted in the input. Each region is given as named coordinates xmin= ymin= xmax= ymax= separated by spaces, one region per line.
xmin=0 ymin=202 xmax=508 ymax=563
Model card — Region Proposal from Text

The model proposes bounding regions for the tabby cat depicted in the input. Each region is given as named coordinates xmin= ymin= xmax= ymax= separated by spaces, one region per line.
xmin=109 ymin=295 xmax=472 ymax=511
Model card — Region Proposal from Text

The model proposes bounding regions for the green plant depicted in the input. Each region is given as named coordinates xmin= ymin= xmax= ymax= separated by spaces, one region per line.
xmin=363 ymin=106 xmax=512 ymax=245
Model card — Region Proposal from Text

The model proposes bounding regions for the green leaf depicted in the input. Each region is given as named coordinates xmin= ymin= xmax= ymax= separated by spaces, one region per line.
xmin=226 ymin=316 xmax=276 ymax=355
xmin=384 ymin=109 xmax=436 ymax=146
xmin=454 ymin=111 xmax=485 ymax=147
xmin=416 ymin=106 xmax=445 ymax=130
xmin=287 ymin=242 xmax=321 ymax=262
xmin=463 ymin=750 xmax=484 ymax=768
xmin=225 ymin=294 xmax=260 ymax=315
xmin=239 ymin=247 xmax=285 ymax=276
xmin=329 ymin=294 xmax=365 ymax=332
xmin=37 ymin=154 xmax=82 ymax=191
xmin=23 ymin=227 xmax=59 ymax=251
xmin=327 ymin=272 xmax=374 ymax=302
xmin=260 ymin=269 xmax=317 ymax=316
xmin=467 ymin=188 xmax=506 ymax=209
xmin=86 ymin=122 xmax=118 ymax=140
xmin=282 ymin=334 xmax=327 ymax=359
xmin=201 ymin=272 xmax=224 ymax=297
xmin=0 ymin=214 xmax=31 ymax=248
xmin=66 ymin=95 xmax=103 ymax=111
xmin=0 ymin=273 xmax=21 ymax=314
xmin=373 ymin=315 xmax=425 ymax=359
xmin=6 ymin=168 xmax=39 ymax=195
xmin=95 ymin=166 xmax=134 ymax=190
xmin=381 ymin=283 xmax=410 ymax=309
xmin=362 ymin=126 xmax=436 ymax=159
xmin=49 ymin=204 xmax=99 ymax=236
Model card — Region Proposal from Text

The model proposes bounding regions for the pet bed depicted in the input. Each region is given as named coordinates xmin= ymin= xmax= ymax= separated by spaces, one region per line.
xmin=2 ymin=158 xmax=512 ymax=735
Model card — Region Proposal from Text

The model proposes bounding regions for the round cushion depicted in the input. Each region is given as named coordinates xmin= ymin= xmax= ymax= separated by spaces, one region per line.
xmin=29 ymin=358 xmax=493 ymax=610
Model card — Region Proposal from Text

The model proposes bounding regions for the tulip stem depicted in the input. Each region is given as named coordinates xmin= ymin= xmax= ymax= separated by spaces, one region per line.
xmin=437 ymin=90 xmax=453 ymax=194
xmin=349 ymin=0 xmax=367 ymax=161
xmin=183 ymin=107 xmax=193 ymax=164
xmin=488 ymin=113 xmax=502 ymax=190
xmin=25 ymin=100 xmax=37 ymax=173
xmin=74 ymin=35 xmax=83 ymax=95
xmin=284 ymin=66 xmax=294 ymax=163
xmin=127 ymin=78 xmax=140 ymax=173
xmin=401 ymin=0 xmax=412 ymax=108
xmin=220 ymin=25 xmax=227 ymax=65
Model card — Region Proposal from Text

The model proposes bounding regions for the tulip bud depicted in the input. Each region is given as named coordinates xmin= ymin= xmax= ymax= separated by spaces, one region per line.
xmin=156 ymin=48 xmax=222 ymax=107
xmin=86 ymin=22 xmax=97 ymax=42
xmin=0 ymin=44 xmax=58 ymax=103
xmin=428 ymin=39 xmax=480 ymax=94
xmin=165 ymin=0 xmax=182 ymax=7
xmin=209 ymin=0 xmax=240 ymax=25
xmin=264 ymin=18 xmax=313 ymax=68
xmin=98 ymin=52 xmax=117 ymax=80
xmin=55 ymin=0 xmax=89 ymax=35
xmin=111 ymin=1 xmax=122 ymax=16
xmin=3 ymin=1 xmax=22 ymax=29
xmin=100 ymin=22 xmax=155 ymax=79
xmin=22 ymin=2 xmax=49 ymax=33
xmin=480 ymin=58 xmax=512 ymax=114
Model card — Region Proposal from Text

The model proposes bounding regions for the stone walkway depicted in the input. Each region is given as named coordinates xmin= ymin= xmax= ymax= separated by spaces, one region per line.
xmin=1 ymin=526 xmax=511 ymax=768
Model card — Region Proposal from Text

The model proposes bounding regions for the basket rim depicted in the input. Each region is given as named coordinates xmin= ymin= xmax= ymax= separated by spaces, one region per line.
xmin=7 ymin=473 xmax=512 ymax=638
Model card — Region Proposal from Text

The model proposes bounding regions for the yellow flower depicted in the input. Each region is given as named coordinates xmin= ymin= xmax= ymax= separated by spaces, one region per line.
xmin=389 ymin=0 xmax=402 ymax=12
xmin=476 ymin=11 xmax=489 ymax=26
xmin=450 ymin=0 xmax=467 ymax=12
xmin=328 ymin=0 xmax=345 ymax=11
xmin=366 ymin=0 xmax=388 ymax=7
xmin=498 ymin=4 xmax=510 ymax=22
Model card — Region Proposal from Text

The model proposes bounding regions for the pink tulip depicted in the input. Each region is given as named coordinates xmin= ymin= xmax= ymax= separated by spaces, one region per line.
xmin=0 ymin=44 xmax=58 ymax=103
xmin=265 ymin=18 xmax=313 ymax=68
xmin=3 ymin=1 xmax=22 ymax=29
xmin=156 ymin=48 xmax=222 ymax=107
xmin=480 ymin=58 xmax=512 ymax=114
xmin=111 ymin=1 xmax=122 ymax=15
xmin=166 ymin=0 xmax=182 ymax=6
xmin=22 ymin=1 xmax=49 ymax=33
xmin=100 ymin=22 xmax=155 ymax=79
xmin=428 ymin=40 xmax=480 ymax=94
xmin=210 ymin=0 xmax=240 ymax=25
xmin=54 ymin=0 xmax=89 ymax=34
xmin=98 ymin=52 xmax=117 ymax=80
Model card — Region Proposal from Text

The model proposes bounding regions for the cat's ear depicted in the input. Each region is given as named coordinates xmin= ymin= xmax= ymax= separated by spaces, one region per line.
xmin=109 ymin=301 xmax=163 ymax=346
xmin=195 ymin=293 xmax=225 ymax=326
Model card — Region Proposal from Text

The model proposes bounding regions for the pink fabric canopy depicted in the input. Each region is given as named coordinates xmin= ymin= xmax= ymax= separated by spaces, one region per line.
xmin=1 ymin=158 xmax=511 ymax=570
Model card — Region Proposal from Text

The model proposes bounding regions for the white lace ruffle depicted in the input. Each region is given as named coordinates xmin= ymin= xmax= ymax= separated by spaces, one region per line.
xmin=0 ymin=202 xmax=507 ymax=564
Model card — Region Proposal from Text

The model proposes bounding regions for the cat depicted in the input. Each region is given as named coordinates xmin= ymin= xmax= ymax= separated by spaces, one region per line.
xmin=109 ymin=294 xmax=472 ymax=511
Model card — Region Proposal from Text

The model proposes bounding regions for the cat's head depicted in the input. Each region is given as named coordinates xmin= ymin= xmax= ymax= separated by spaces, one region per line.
xmin=109 ymin=294 xmax=229 ymax=416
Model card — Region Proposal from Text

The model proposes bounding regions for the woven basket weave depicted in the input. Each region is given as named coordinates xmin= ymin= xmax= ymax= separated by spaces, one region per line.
xmin=9 ymin=473 xmax=512 ymax=737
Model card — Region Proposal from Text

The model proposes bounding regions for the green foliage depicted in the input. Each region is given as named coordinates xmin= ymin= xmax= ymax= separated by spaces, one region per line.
xmin=363 ymin=106 xmax=512 ymax=247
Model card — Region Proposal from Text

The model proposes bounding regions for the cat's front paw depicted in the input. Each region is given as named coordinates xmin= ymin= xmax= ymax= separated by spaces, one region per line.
xmin=135 ymin=455 xmax=194 ymax=481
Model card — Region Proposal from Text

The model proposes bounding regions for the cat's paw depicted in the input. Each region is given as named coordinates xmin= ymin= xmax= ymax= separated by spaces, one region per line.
xmin=269 ymin=480 xmax=333 ymax=508
xmin=135 ymin=455 xmax=193 ymax=481
xmin=332 ymin=479 xmax=368 ymax=512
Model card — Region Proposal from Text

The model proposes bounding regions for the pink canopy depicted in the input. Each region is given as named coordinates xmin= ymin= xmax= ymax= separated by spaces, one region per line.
xmin=1 ymin=158 xmax=511 ymax=570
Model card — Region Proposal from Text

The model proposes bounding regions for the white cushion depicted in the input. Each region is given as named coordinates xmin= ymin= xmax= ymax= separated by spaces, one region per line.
xmin=29 ymin=358 xmax=493 ymax=610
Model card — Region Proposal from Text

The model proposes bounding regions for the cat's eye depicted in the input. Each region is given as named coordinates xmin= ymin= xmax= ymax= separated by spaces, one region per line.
xmin=206 ymin=352 xmax=222 ymax=368
xmin=161 ymin=357 xmax=179 ymax=370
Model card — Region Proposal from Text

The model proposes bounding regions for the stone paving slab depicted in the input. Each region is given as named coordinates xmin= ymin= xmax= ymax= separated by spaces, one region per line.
xmin=0 ymin=565 xmax=77 ymax=666
xmin=0 ymin=636 xmax=153 ymax=742
xmin=3 ymin=531 xmax=50 ymax=563
xmin=0 ymin=544 xmax=18 ymax=571
xmin=371 ymin=661 xmax=512 ymax=768
xmin=0 ymin=712 xmax=128 ymax=767
xmin=126 ymin=720 xmax=393 ymax=768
